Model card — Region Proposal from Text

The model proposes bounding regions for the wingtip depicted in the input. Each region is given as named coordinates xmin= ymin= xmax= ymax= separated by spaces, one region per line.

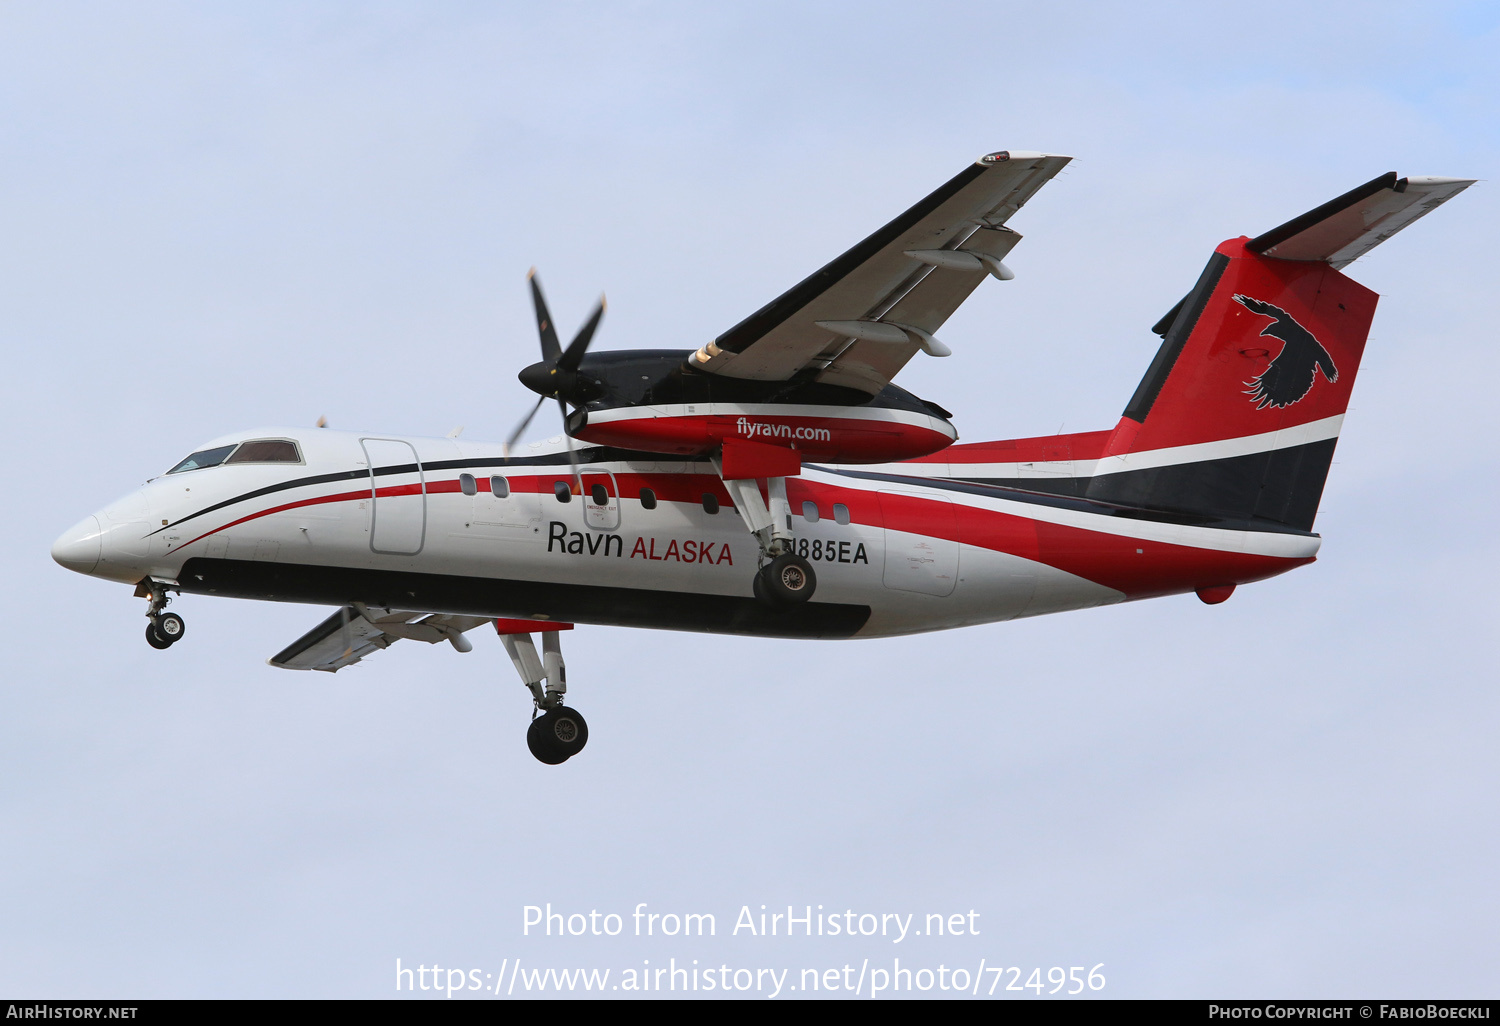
xmin=976 ymin=149 xmax=1067 ymax=166
xmin=1403 ymin=176 xmax=1479 ymax=188
xmin=526 ymin=266 xmax=537 ymax=280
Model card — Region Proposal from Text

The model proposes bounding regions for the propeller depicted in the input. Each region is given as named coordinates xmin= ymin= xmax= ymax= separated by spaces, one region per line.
xmin=505 ymin=270 xmax=607 ymax=487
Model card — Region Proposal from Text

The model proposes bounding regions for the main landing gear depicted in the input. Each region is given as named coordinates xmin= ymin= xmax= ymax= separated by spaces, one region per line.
xmin=757 ymin=551 xmax=815 ymax=604
xmin=138 ymin=579 xmax=186 ymax=650
xmin=716 ymin=466 xmax=816 ymax=608
xmin=497 ymin=621 xmax=589 ymax=765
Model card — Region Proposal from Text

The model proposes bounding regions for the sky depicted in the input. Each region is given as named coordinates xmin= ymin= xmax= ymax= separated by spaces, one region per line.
xmin=2 ymin=0 xmax=1496 ymax=1000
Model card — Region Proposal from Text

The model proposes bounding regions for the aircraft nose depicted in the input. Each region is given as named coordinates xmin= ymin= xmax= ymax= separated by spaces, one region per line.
xmin=52 ymin=515 xmax=104 ymax=575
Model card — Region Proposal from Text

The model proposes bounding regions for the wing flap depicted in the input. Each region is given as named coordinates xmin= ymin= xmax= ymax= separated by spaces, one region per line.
xmin=816 ymin=225 xmax=1024 ymax=392
xmin=269 ymin=606 xmax=491 ymax=672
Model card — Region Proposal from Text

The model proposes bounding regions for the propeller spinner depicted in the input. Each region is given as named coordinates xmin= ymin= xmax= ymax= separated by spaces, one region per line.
xmin=505 ymin=269 xmax=606 ymax=459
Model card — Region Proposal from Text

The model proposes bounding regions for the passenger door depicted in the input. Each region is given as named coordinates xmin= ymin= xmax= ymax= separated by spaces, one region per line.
xmin=362 ymin=438 xmax=425 ymax=555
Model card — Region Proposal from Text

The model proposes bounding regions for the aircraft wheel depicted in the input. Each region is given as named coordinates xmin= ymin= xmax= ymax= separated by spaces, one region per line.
xmin=760 ymin=553 xmax=816 ymax=604
xmin=527 ymin=707 xmax=589 ymax=764
xmin=155 ymin=613 xmax=186 ymax=644
xmin=145 ymin=623 xmax=172 ymax=650
xmin=752 ymin=569 xmax=773 ymax=607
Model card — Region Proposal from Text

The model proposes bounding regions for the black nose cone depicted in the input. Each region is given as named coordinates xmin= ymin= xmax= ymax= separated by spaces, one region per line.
xmin=519 ymin=361 xmax=558 ymax=396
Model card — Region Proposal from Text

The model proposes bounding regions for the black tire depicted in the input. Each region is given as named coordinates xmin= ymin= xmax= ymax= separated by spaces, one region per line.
xmin=761 ymin=552 xmax=816 ymax=604
xmin=155 ymin=612 xmax=185 ymax=644
xmin=145 ymin=623 xmax=172 ymax=650
xmin=527 ymin=707 xmax=589 ymax=764
xmin=526 ymin=716 xmax=570 ymax=764
xmin=752 ymin=569 xmax=774 ymax=607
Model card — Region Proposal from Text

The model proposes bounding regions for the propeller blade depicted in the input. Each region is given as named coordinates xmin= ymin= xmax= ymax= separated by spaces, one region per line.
xmin=556 ymin=296 xmax=606 ymax=373
xmin=558 ymin=397 xmax=582 ymax=490
xmin=527 ymin=269 xmax=562 ymax=364
xmin=503 ymin=395 xmax=547 ymax=457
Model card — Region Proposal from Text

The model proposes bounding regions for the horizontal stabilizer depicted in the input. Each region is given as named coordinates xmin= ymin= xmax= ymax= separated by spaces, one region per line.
xmin=1247 ymin=172 xmax=1475 ymax=270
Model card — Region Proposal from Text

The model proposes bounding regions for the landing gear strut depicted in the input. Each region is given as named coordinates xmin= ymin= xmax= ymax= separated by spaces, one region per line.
xmin=138 ymin=579 xmax=186 ymax=649
xmin=716 ymin=464 xmax=817 ymax=607
xmin=498 ymin=621 xmax=588 ymax=765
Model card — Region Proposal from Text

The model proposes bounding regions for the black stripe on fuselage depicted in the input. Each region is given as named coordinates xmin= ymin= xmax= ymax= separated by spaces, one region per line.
xmin=815 ymin=464 xmax=1322 ymax=536
xmin=160 ymin=440 xmax=1326 ymax=547
xmin=178 ymin=558 xmax=870 ymax=640
xmin=931 ymin=438 xmax=1337 ymax=532
xmin=843 ymin=436 xmax=1338 ymax=533
xmin=152 ymin=446 xmax=704 ymax=536
xmin=1082 ymin=436 xmax=1337 ymax=532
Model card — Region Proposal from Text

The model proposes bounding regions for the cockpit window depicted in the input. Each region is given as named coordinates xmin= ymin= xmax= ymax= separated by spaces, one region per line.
xmin=226 ymin=439 xmax=302 ymax=464
xmin=166 ymin=439 xmax=303 ymax=475
xmin=167 ymin=445 xmax=237 ymax=474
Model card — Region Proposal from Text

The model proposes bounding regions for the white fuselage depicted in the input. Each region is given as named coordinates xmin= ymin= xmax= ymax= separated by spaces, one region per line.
xmin=55 ymin=427 xmax=1320 ymax=640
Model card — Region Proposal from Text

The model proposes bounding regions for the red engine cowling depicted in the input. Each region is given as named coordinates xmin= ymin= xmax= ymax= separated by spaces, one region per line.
xmin=574 ymin=404 xmax=958 ymax=466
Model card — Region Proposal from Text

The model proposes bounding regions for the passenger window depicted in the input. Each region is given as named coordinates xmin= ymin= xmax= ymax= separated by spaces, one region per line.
xmin=459 ymin=473 xmax=477 ymax=496
xmin=591 ymin=484 xmax=608 ymax=506
xmin=701 ymin=493 xmax=719 ymax=515
xmin=167 ymin=444 xmax=237 ymax=474
xmin=802 ymin=501 xmax=819 ymax=522
xmin=225 ymin=439 xmax=301 ymax=464
xmin=554 ymin=481 xmax=572 ymax=503
xmin=639 ymin=488 xmax=657 ymax=510
xmin=833 ymin=503 xmax=850 ymax=525
xmin=490 ymin=476 xmax=510 ymax=498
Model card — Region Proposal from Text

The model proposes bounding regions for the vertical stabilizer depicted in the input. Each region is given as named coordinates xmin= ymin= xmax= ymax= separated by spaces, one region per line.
xmin=903 ymin=171 xmax=1471 ymax=531
xmin=1087 ymin=239 xmax=1376 ymax=530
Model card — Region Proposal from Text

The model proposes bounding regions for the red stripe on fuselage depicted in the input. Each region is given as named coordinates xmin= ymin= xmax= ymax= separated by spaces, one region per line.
xmin=788 ymin=479 xmax=1309 ymax=599
xmin=492 ymin=470 xmax=1310 ymax=596
xmin=178 ymin=483 xmax=412 ymax=550
xmin=175 ymin=470 xmax=1308 ymax=599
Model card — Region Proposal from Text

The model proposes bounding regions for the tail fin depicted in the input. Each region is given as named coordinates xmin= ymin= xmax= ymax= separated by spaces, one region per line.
xmin=1087 ymin=172 xmax=1472 ymax=530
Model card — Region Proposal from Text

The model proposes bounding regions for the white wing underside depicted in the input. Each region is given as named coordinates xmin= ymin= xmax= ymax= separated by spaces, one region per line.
xmin=269 ymin=605 xmax=490 ymax=672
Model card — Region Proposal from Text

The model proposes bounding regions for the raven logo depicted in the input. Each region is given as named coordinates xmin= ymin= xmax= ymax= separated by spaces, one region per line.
xmin=1232 ymin=294 xmax=1339 ymax=410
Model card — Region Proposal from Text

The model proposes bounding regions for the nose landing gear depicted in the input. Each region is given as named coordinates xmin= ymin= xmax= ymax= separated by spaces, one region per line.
xmin=138 ymin=579 xmax=186 ymax=649
xmin=497 ymin=620 xmax=589 ymax=765
xmin=146 ymin=612 xmax=185 ymax=649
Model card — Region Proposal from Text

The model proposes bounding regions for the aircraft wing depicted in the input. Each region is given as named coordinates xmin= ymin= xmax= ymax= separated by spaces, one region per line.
xmin=688 ymin=150 xmax=1071 ymax=394
xmin=269 ymin=605 xmax=491 ymax=672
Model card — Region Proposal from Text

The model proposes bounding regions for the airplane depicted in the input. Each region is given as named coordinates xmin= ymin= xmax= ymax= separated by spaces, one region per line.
xmin=50 ymin=151 xmax=1473 ymax=764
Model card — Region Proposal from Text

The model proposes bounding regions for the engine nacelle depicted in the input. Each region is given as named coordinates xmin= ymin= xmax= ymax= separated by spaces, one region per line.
xmin=574 ymin=403 xmax=958 ymax=465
